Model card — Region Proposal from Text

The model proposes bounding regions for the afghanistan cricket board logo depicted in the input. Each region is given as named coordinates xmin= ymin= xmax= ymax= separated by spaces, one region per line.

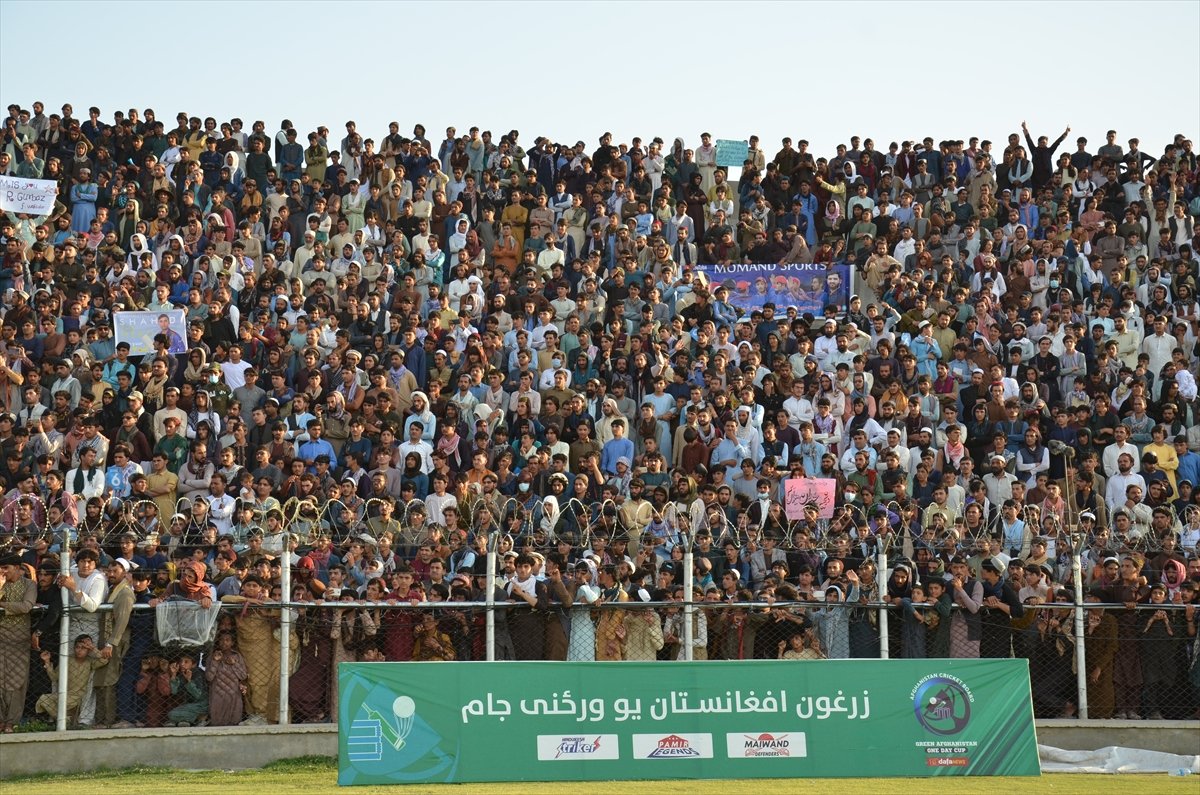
xmin=911 ymin=674 xmax=973 ymax=736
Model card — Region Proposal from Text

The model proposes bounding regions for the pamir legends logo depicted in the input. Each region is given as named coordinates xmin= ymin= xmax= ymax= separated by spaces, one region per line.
xmin=911 ymin=674 xmax=973 ymax=736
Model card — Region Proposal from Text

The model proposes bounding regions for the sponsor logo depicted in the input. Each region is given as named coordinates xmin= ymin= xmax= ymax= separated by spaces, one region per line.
xmin=536 ymin=735 xmax=620 ymax=761
xmin=349 ymin=695 xmax=418 ymax=761
xmin=926 ymin=756 xmax=969 ymax=767
xmin=726 ymin=732 xmax=806 ymax=758
xmin=911 ymin=674 xmax=974 ymax=736
xmin=632 ymin=733 xmax=714 ymax=759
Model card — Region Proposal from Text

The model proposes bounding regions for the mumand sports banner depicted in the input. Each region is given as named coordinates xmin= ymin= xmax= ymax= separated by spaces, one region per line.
xmin=113 ymin=309 xmax=188 ymax=356
xmin=0 ymin=175 xmax=58 ymax=215
xmin=697 ymin=262 xmax=851 ymax=316
xmin=338 ymin=659 xmax=1039 ymax=785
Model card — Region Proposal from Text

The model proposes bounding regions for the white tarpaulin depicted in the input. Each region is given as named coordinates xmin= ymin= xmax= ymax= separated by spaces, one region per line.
xmin=155 ymin=599 xmax=222 ymax=648
xmin=1038 ymin=744 xmax=1200 ymax=774
xmin=0 ymin=175 xmax=58 ymax=215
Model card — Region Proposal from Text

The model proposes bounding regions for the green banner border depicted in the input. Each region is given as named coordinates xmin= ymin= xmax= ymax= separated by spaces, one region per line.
xmin=338 ymin=659 xmax=1040 ymax=785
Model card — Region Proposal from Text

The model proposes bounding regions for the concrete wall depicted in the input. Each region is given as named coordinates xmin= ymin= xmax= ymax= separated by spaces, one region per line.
xmin=2 ymin=721 xmax=1197 ymax=778
xmin=1035 ymin=719 xmax=1200 ymax=757
xmin=0 ymin=724 xmax=337 ymax=778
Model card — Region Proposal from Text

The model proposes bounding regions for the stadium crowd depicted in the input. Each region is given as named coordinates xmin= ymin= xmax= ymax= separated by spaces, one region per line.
xmin=0 ymin=103 xmax=1198 ymax=731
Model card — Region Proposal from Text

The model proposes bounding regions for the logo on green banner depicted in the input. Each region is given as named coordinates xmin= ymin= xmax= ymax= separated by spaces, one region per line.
xmin=911 ymin=674 xmax=974 ymax=736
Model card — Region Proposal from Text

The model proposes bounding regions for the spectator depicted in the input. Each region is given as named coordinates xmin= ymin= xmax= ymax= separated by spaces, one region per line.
xmin=0 ymin=110 xmax=1196 ymax=730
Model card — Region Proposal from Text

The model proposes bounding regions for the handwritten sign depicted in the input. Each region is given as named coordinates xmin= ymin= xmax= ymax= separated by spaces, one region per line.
xmin=714 ymin=139 xmax=749 ymax=168
xmin=784 ymin=477 xmax=836 ymax=520
xmin=0 ymin=175 xmax=58 ymax=215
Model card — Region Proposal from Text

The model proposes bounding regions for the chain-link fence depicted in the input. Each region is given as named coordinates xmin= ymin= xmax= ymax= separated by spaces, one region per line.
xmin=3 ymin=592 xmax=1197 ymax=732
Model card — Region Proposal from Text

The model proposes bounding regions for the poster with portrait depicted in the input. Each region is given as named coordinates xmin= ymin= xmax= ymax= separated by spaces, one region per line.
xmin=113 ymin=310 xmax=187 ymax=356
xmin=696 ymin=262 xmax=850 ymax=316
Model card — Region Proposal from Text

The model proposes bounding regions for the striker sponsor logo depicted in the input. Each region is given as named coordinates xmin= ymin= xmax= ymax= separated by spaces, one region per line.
xmin=536 ymin=734 xmax=620 ymax=761
xmin=557 ymin=737 xmax=602 ymax=758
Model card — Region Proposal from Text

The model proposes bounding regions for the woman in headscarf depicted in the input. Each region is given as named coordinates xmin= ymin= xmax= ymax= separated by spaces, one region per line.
xmin=815 ymin=372 xmax=846 ymax=420
xmin=570 ymin=347 xmax=596 ymax=388
xmin=222 ymin=151 xmax=245 ymax=191
xmin=883 ymin=561 xmax=916 ymax=657
xmin=187 ymin=388 xmax=221 ymax=439
xmin=462 ymin=227 xmax=485 ymax=269
xmin=400 ymin=451 xmax=429 ymax=500
xmin=435 ymin=420 xmax=468 ymax=475
xmin=167 ymin=561 xmax=215 ymax=607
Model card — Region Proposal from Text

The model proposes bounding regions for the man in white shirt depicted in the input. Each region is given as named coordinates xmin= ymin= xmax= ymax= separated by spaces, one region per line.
xmin=877 ymin=428 xmax=912 ymax=474
xmin=219 ymin=344 xmax=253 ymax=391
xmin=1101 ymin=425 xmax=1141 ymax=478
xmin=783 ymin=381 xmax=815 ymax=430
xmin=535 ymin=234 xmax=565 ymax=275
xmin=813 ymin=320 xmax=839 ymax=372
xmin=1140 ymin=315 xmax=1175 ymax=378
xmin=983 ymin=454 xmax=1018 ymax=505
xmin=398 ymin=421 xmax=434 ymax=475
xmin=58 ymin=547 xmax=107 ymax=726
xmin=205 ymin=476 xmax=237 ymax=535
xmin=1104 ymin=453 xmax=1145 ymax=511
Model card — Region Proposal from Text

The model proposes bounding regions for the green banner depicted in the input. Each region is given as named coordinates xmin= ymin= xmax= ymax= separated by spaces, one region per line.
xmin=337 ymin=659 xmax=1040 ymax=785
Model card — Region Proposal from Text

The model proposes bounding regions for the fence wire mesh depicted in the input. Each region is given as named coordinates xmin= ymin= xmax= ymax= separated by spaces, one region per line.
xmin=2 ymin=534 xmax=1199 ymax=732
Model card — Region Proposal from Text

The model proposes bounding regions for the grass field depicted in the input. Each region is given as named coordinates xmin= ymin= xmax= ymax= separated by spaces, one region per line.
xmin=1 ymin=757 xmax=1196 ymax=795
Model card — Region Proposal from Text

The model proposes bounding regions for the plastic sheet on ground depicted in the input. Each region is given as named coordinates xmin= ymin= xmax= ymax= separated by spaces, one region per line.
xmin=1038 ymin=744 xmax=1200 ymax=774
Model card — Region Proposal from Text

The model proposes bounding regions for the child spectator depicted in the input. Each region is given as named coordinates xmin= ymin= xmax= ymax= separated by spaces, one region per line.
xmin=35 ymin=634 xmax=108 ymax=727
xmin=135 ymin=653 xmax=173 ymax=728
xmin=166 ymin=654 xmax=209 ymax=727
xmin=900 ymin=583 xmax=930 ymax=659
xmin=206 ymin=630 xmax=248 ymax=726
xmin=923 ymin=578 xmax=953 ymax=657
xmin=810 ymin=570 xmax=859 ymax=659
xmin=778 ymin=629 xmax=824 ymax=660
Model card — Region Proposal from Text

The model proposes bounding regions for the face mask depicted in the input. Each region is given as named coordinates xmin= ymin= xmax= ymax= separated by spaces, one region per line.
xmin=208 ymin=375 xmax=218 ymax=384
xmin=518 ymin=482 xmax=530 ymax=493
xmin=551 ymin=359 xmax=561 ymax=368
xmin=844 ymin=491 xmax=857 ymax=502
xmin=758 ymin=493 xmax=770 ymax=501
xmin=1049 ymin=280 xmax=1058 ymax=289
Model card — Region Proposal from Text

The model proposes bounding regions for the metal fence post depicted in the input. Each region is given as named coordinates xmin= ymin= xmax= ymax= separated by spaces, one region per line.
xmin=1072 ymin=540 xmax=1088 ymax=719
xmin=485 ymin=531 xmax=497 ymax=662
xmin=278 ymin=549 xmax=291 ymax=725
xmin=682 ymin=539 xmax=694 ymax=662
xmin=877 ymin=545 xmax=888 ymax=660
xmin=56 ymin=540 xmax=70 ymax=732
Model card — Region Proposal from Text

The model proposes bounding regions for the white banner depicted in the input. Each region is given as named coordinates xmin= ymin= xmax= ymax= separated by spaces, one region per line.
xmin=0 ymin=175 xmax=58 ymax=215
xmin=113 ymin=309 xmax=188 ymax=356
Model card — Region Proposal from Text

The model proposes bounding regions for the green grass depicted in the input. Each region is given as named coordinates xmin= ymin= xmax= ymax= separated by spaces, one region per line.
xmin=1 ymin=757 xmax=1196 ymax=794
